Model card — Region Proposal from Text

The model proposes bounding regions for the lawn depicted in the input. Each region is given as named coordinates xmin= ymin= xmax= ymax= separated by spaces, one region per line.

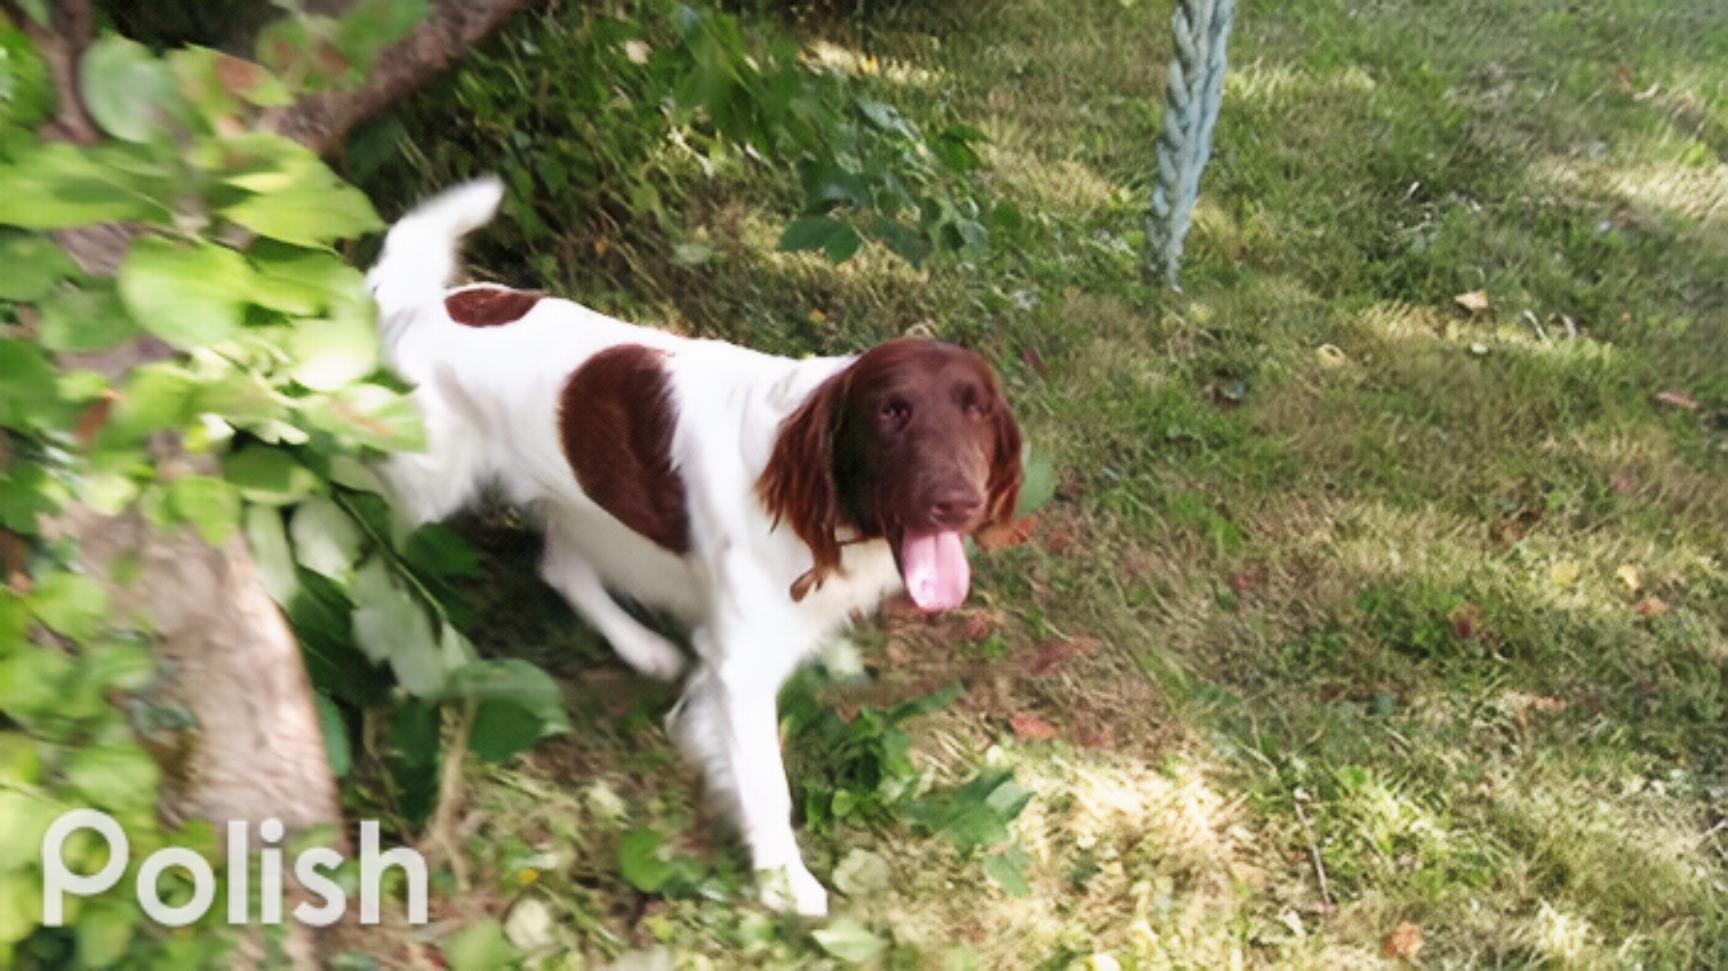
xmin=350 ymin=0 xmax=1728 ymax=966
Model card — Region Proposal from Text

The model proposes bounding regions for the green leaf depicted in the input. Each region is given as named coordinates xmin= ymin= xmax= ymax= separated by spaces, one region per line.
xmin=314 ymin=692 xmax=351 ymax=777
xmin=352 ymin=559 xmax=444 ymax=695
xmin=982 ymin=847 xmax=1031 ymax=897
xmin=167 ymin=475 xmax=242 ymax=545
xmin=300 ymin=383 xmax=425 ymax=452
xmin=80 ymin=35 xmax=187 ymax=142
xmin=0 ymin=460 xmax=66 ymax=534
xmin=36 ymin=284 xmax=139 ymax=353
xmin=467 ymin=702 xmax=545 ymax=764
xmin=812 ymin=918 xmax=888 ymax=965
xmin=0 ymin=646 xmax=72 ymax=720
xmin=64 ymin=743 xmax=160 ymax=814
xmin=822 ymin=222 xmax=863 ymax=261
xmin=286 ymin=303 xmax=379 ymax=391
xmin=27 ymin=572 xmax=107 ymax=642
xmin=868 ymin=217 xmax=931 ymax=268
xmin=779 ymin=215 xmax=859 ymax=261
xmin=0 ymin=339 xmax=62 ymax=429
xmin=442 ymin=659 xmax=567 ymax=723
xmin=0 ymin=231 xmax=78 ymax=300
xmin=908 ymin=768 xmax=1032 ymax=854
xmin=856 ymin=100 xmax=912 ymax=136
xmin=244 ymin=505 xmax=299 ymax=606
xmin=0 ymin=24 xmax=54 ymax=130
xmin=334 ymin=0 xmax=430 ymax=72
xmin=0 ymin=590 xmax=27 ymax=656
xmin=0 ymin=733 xmax=40 ymax=785
xmin=0 ymin=868 xmax=44 ymax=944
xmin=444 ymin=659 xmax=570 ymax=761
xmin=289 ymin=496 xmax=363 ymax=579
xmin=74 ymin=897 xmax=139 ymax=969
xmin=100 ymin=363 xmax=197 ymax=445
xmin=249 ymin=241 xmax=365 ymax=315
xmin=222 ymin=445 xmax=318 ymax=506
xmin=118 ymin=237 xmax=252 ymax=350
xmin=403 ymin=523 xmax=479 ymax=579
xmin=617 ymin=828 xmax=673 ymax=893
xmin=1016 ymin=450 xmax=1057 ymax=518
xmin=0 ymin=142 xmax=170 ymax=228
xmin=832 ymin=848 xmax=892 ymax=898
xmin=169 ymin=46 xmax=291 ymax=123
xmin=221 ymin=180 xmax=383 ymax=248
xmin=442 ymin=918 xmax=516 ymax=971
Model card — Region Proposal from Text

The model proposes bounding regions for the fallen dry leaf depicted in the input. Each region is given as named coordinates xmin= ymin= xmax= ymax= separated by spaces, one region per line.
xmin=976 ymin=515 xmax=1038 ymax=552
xmin=1549 ymin=559 xmax=1581 ymax=588
xmin=1020 ymin=345 xmax=1048 ymax=379
xmin=1615 ymin=563 xmax=1641 ymax=594
xmin=961 ymin=611 xmax=997 ymax=642
xmin=1382 ymin=921 xmax=1425 ymax=961
xmin=1655 ymin=390 xmax=1700 ymax=411
xmin=1454 ymin=290 xmax=1489 ymax=313
xmin=1529 ymin=696 xmax=1566 ymax=714
xmin=1070 ymin=717 xmax=1113 ymax=749
xmin=1008 ymin=712 xmax=1059 ymax=741
xmin=1042 ymin=526 xmax=1075 ymax=556
xmin=1450 ymin=603 xmax=1481 ymax=641
xmin=1028 ymin=637 xmax=1100 ymax=677
xmin=1635 ymin=597 xmax=1669 ymax=618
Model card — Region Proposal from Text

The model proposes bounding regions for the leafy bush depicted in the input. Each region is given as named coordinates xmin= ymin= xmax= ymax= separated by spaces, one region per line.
xmin=781 ymin=679 xmax=960 ymax=831
xmin=364 ymin=0 xmax=1010 ymax=284
xmin=0 ymin=3 xmax=566 ymax=963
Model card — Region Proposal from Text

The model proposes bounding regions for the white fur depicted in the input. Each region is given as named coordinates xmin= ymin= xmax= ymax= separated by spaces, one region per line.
xmin=368 ymin=178 xmax=908 ymax=916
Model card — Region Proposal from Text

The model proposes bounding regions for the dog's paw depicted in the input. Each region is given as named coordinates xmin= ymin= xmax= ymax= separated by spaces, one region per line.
xmin=757 ymin=863 xmax=829 ymax=918
xmin=612 ymin=630 xmax=686 ymax=682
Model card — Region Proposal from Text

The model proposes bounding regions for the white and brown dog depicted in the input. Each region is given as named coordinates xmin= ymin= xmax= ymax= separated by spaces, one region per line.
xmin=366 ymin=178 xmax=1022 ymax=915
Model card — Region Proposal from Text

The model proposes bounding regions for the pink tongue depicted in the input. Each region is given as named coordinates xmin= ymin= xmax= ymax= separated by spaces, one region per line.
xmin=899 ymin=531 xmax=971 ymax=613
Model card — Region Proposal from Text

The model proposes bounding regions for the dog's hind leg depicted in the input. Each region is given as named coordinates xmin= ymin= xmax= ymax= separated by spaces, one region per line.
xmin=540 ymin=528 xmax=686 ymax=681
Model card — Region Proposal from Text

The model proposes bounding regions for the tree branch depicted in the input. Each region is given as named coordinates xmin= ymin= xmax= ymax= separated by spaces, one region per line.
xmin=6 ymin=0 xmax=100 ymax=144
xmin=270 ymin=0 xmax=533 ymax=153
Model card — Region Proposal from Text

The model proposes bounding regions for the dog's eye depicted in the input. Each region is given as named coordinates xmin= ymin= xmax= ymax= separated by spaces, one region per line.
xmin=960 ymin=386 xmax=991 ymax=418
xmin=879 ymin=399 xmax=910 ymax=424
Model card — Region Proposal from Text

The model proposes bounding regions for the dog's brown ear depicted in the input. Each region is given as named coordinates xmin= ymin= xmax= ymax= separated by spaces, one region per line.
xmin=758 ymin=369 xmax=849 ymax=596
xmin=976 ymin=398 xmax=1024 ymax=548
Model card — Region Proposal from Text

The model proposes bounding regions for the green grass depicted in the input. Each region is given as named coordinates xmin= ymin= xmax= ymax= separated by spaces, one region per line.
xmin=355 ymin=0 xmax=1728 ymax=965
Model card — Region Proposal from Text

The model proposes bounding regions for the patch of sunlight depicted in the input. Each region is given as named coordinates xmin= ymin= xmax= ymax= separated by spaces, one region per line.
xmin=873 ymin=747 xmax=1277 ymax=968
xmin=1491 ymin=774 xmax=1722 ymax=925
xmin=1540 ymin=155 xmax=1728 ymax=223
xmin=984 ymin=139 xmax=1129 ymax=214
xmin=1225 ymin=60 xmax=1378 ymax=104
xmin=804 ymin=40 xmax=939 ymax=89
xmin=1517 ymin=902 xmax=1602 ymax=964
xmin=1552 ymin=428 xmax=1728 ymax=528
xmin=1355 ymin=300 xmax=1444 ymax=344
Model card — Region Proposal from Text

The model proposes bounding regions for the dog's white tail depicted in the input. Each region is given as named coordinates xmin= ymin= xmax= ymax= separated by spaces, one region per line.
xmin=367 ymin=175 xmax=505 ymax=321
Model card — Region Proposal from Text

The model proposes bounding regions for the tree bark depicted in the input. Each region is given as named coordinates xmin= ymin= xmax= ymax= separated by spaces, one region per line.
xmin=270 ymin=0 xmax=533 ymax=153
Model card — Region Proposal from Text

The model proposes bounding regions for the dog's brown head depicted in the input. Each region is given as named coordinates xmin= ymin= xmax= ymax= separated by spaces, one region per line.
xmin=758 ymin=338 xmax=1022 ymax=610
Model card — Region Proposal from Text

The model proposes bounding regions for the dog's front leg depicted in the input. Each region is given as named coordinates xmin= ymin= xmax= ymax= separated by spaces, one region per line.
xmin=671 ymin=635 xmax=827 ymax=917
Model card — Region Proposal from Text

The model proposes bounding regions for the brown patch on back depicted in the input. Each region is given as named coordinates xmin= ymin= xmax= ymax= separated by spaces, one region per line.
xmin=558 ymin=345 xmax=690 ymax=554
xmin=445 ymin=285 xmax=544 ymax=327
